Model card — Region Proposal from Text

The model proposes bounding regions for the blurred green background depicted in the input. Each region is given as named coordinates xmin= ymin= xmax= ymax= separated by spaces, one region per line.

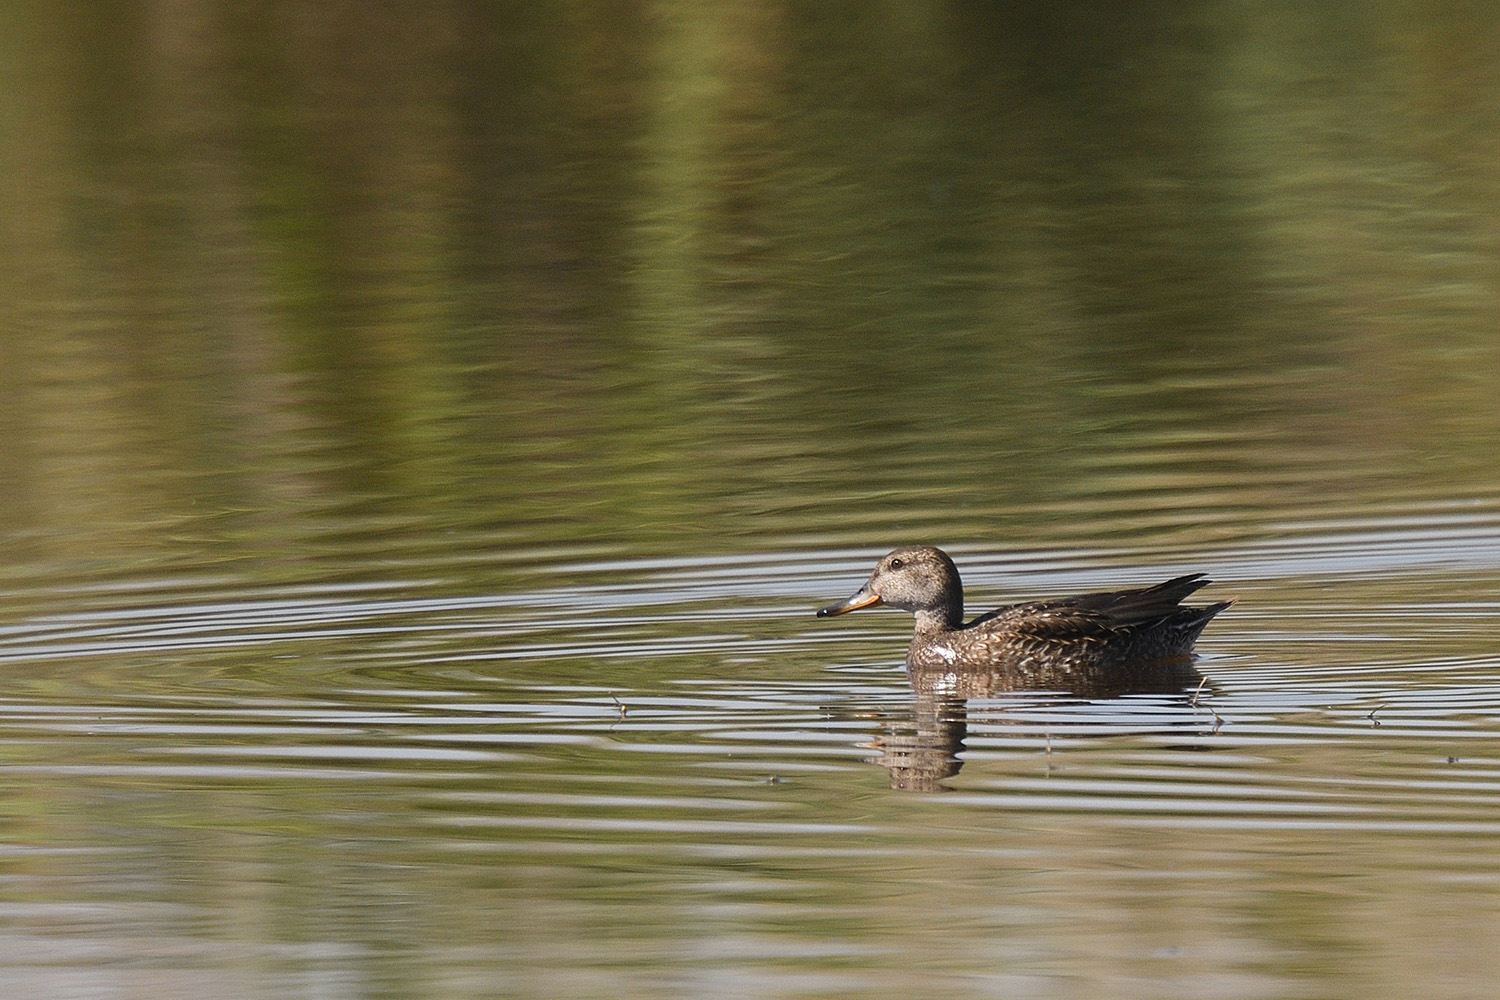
xmin=5 ymin=1 xmax=1500 ymax=571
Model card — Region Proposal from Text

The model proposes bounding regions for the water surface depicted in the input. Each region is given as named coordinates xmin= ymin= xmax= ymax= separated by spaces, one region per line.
xmin=5 ymin=3 xmax=1500 ymax=998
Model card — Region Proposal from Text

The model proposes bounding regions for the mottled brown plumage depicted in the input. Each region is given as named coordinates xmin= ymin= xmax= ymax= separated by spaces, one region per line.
xmin=817 ymin=546 xmax=1231 ymax=676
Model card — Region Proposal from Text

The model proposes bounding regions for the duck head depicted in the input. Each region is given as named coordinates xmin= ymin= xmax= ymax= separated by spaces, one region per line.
xmin=816 ymin=546 xmax=965 ymax=631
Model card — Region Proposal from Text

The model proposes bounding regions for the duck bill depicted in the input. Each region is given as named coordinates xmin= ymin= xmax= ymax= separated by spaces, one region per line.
xmin=817 ymin=588 xmax=883 ymax=617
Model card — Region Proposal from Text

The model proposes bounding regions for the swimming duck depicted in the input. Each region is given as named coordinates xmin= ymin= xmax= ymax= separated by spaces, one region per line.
xmin=817 ymin=546 xmax=1230 ymax=673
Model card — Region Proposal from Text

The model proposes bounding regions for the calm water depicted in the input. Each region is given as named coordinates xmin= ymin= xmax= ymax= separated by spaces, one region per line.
xmin=6 ymin=3 xmax=1500 ymax=998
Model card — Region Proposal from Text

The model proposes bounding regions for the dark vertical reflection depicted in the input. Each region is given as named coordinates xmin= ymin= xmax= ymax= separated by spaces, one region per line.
xmin=213 ymin=2 xmax=466 ymax=498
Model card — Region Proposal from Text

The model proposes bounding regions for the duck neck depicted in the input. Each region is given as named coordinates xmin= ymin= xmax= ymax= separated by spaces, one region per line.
xmin=913 ymin=604 xmax=962 ymax=636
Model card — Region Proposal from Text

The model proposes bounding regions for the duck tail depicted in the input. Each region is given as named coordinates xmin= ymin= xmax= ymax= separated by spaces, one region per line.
xmin=1178 ymin=599 xmax=1234 ymax=638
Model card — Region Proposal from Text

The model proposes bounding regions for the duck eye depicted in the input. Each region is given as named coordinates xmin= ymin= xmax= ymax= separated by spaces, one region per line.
xmin=889 ymin=557 xmax=904 ymax=570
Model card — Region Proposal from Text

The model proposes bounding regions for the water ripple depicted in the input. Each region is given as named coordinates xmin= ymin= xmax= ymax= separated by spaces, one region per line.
xmin=1 ymin=514 xmax=1499 ymax=847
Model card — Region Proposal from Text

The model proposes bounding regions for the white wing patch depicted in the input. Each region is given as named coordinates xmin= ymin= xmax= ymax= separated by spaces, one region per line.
xmin=930 ymin=645 xmax=957 ymax=664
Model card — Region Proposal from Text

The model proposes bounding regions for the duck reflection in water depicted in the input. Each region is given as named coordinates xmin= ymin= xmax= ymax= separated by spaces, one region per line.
xmin=817 ymin=546 xmax=1232 ymax=791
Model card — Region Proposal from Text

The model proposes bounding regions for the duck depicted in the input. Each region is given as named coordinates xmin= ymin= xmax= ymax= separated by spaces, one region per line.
xmin=817 ymin=546 xmax=1231 ymax=674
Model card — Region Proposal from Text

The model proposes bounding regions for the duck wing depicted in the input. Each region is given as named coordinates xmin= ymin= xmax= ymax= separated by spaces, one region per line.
xmin=1065 ymin=573 xmax=1214 ymax=621
xmin=969 ymin=574 xmax=1220 ymax=639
